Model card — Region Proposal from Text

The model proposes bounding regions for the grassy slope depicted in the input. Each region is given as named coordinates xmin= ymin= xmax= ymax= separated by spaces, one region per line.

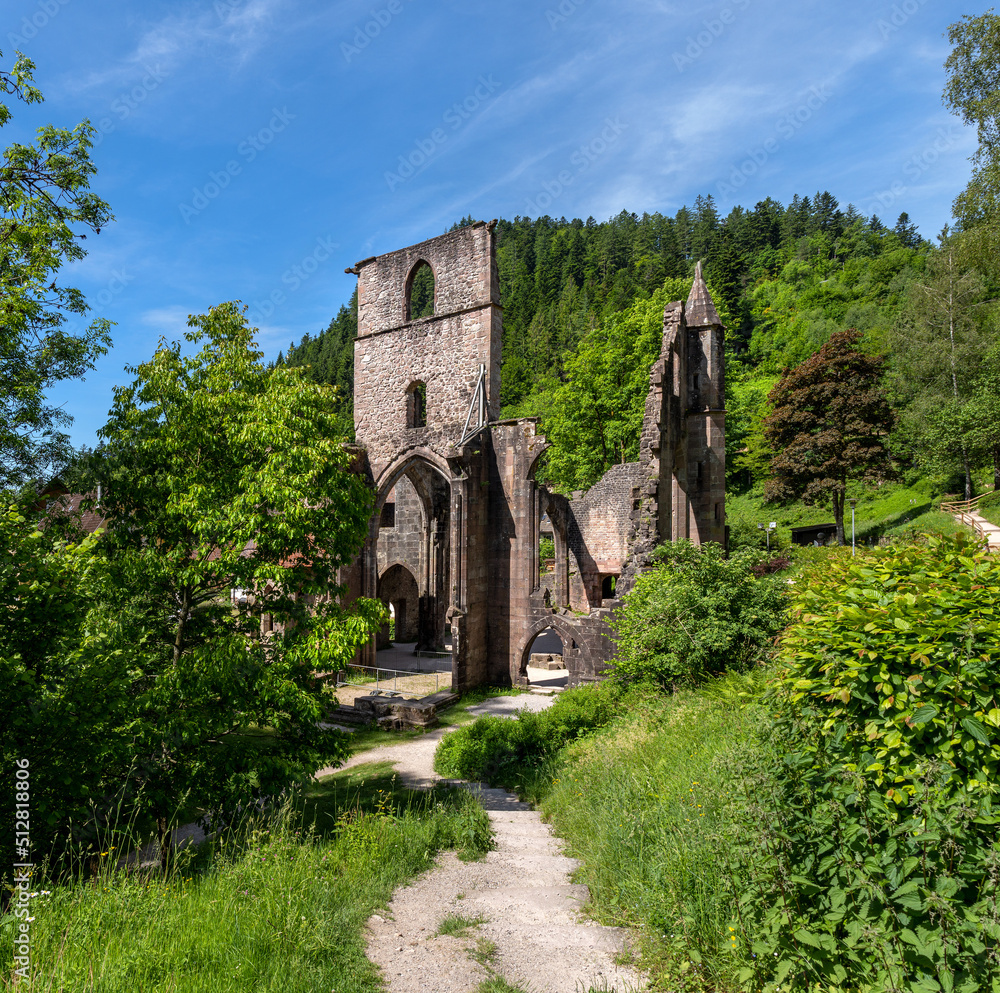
xmin=728 ymin=480 xmax=972 ymax=549
xmin=524 ymin=677 xmax=769 ymax=991
xmin=3 ymin=765 xmax=491 ymax=992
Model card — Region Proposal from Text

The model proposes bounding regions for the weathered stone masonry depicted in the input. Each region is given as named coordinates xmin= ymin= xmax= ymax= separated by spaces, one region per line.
xmin=345 ymin=223 xmax=725 ymax=690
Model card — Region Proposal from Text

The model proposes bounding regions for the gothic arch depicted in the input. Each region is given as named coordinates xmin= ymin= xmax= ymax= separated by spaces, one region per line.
xmin=374 ymin=448 xmax=453 ymax=512
xmin=512 ymin=615 xmax=578 ymax=682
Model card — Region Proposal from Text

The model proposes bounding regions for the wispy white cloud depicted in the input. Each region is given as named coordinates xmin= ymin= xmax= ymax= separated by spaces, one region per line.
xmin=140 ymin=305 xmax=195 ymax=340
xmin=59 ymin=0 xmax=286 ymax=96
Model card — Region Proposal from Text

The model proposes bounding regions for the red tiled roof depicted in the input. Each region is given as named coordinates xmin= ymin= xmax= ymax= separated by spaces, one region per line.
xmin=38 ymin=491 xmax=107 ymax=535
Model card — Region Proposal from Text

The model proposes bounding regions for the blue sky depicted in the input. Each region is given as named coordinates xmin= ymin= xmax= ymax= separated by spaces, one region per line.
xmin=5 ymin=0 xmax=977 ymax=449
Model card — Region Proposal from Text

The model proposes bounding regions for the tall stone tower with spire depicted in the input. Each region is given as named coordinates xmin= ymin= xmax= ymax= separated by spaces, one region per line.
xmin=619 ymin=260 xmax=726 ymax=592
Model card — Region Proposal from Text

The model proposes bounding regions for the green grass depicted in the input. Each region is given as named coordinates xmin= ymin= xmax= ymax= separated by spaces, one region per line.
xmin=436 ymin=912 xmax=487 ymax=937
xmin=2 ymin=767 xmax=492 ymax=992
xmin=475 ymin=977 xmax=530 ymax=993
xmin=501 ymin=674 xmax=773 ymax=991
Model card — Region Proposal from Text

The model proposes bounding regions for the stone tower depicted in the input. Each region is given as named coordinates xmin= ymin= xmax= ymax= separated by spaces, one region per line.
xmin=346 ymin=227 xmax=726 ymax=690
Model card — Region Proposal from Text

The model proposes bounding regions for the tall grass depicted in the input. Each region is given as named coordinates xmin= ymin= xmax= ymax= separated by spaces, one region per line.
xmin=534 ymin=676 xmax=770 ymax=991
xmin=1 ymin=765 xmax=491 ymax=993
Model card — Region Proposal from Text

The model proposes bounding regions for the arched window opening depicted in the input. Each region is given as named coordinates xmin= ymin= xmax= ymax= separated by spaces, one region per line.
xmin=601 ymin=574 xmax=618 ymax=600
xmin=539 ymin=518 xmax=555 ymax=587
xmin=406 ymin=381 xmax=427 ymax=428
xmin=406 ymin=260 xmax=435 ymax=320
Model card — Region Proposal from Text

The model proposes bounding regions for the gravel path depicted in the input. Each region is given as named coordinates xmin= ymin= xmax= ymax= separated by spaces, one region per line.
xmin=340 ymin=695 xmax=646 ymax=993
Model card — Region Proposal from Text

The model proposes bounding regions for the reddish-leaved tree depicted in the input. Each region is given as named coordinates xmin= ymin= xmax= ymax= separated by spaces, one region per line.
xmin=764 ymin=329 xmax=895 ymax=545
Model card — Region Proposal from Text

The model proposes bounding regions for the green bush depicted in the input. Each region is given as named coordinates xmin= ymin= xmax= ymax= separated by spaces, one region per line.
xmin=732 ymin=534 xmax=1000 ymax=991
xmin=434 ymin=682 xmax=622 ymax=787
xmin=608 ymin=540 xmax=788 ymax=687
xmin=773 ymin=533 xmax=1000 ymax=796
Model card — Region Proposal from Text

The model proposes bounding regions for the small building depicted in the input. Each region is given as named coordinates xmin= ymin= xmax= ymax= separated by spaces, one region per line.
xmin=790 ymin=523 xmax=837 ymax=546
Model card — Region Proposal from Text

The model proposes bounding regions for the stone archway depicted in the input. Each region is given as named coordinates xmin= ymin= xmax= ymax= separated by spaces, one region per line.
xmin=370 ymin=452 xmax=452 ymax=655
xmin=512 ymin=614 xmax=581 ymax=687
xmin=377 ymin=562 xmax=420 ymax=646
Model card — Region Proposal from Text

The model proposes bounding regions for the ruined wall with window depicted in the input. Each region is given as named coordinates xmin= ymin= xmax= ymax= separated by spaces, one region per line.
xmin=346 ymin=225 xmax=726 ymax=690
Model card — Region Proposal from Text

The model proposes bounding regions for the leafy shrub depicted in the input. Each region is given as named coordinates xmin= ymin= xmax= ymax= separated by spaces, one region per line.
xmin=434 ymin=682 xmax=621 ymax=786
xmin=772 ymin=532 xmax=1000 ymax=796
xmin=733 ymin=534 xmax=1000 ymax=991
xmin=608 ymin=540 xmax=787 ymax=687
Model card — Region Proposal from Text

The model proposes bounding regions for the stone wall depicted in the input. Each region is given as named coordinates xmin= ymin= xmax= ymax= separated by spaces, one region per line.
xmin=347 ymin=228 xmax=726 ymax=693
xmin=376 ymin=475 xmax=425 ymax=590
xmin=564 ymin=461 xmax=645 ymax=609
xmin=351 ymin=222 xmax=502 ymax=478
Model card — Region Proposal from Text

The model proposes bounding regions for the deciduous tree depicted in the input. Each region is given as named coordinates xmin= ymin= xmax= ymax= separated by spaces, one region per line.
xmin=889 ymin=238 xmax=998 ymax=498
xmin=0 ymin=51 xmax=113 ymax=487
xmin=764 ymin=329 xmax=894 ymax=544
xmin=39 ymin=303 xmax=382 ymax=869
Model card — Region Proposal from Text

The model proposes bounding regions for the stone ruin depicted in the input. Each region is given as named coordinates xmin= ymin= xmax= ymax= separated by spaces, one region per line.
xmin=340 ymin=220 xmax=725 ymax=691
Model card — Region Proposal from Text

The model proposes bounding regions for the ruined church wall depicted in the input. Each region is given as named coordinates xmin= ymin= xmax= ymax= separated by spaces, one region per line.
xmin=562 ymin=461 xmax=645 ymax=609
xmin=353 ymin=223 xmax=501 ymax=477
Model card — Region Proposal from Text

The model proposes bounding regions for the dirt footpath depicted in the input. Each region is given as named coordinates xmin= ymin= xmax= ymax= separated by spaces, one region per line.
xmin=343 ymin=695 xmax=646 ymax=993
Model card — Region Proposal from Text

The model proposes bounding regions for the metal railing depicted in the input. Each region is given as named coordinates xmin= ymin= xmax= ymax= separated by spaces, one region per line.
xmin=335 ymin=664 xmax=446 ymax=695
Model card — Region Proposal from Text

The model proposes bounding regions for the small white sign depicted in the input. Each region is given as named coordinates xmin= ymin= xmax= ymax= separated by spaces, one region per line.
xmin=769 ymin=522 xmax=777 ymax=529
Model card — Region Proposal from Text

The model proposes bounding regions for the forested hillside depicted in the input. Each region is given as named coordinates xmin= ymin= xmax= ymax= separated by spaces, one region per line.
xmin=278 ymin=193 xmax=996 ymax=496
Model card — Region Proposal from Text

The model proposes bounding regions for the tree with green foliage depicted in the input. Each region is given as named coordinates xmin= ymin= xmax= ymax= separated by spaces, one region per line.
xmin=945 ymin=10 xmax=1000 ymax=282
xmin=0 ymin=506 xmax=125 ymax=879
xmin=0 ymin=51 xmax=113 ymax=488
xmin=277 ymin=288 xmax=357 ymax=439
xmin=889 ymin=238 xmax=998 ymax=497
xmin=608 ymin=540 xmax=787 ymax=687
xmin=516 ymin=280 xmax=690 ymax=492
xmin=32 ymin=303 xmax=382 ymax=869
xmin=764 ymin=329 xmax=894 ymax=544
